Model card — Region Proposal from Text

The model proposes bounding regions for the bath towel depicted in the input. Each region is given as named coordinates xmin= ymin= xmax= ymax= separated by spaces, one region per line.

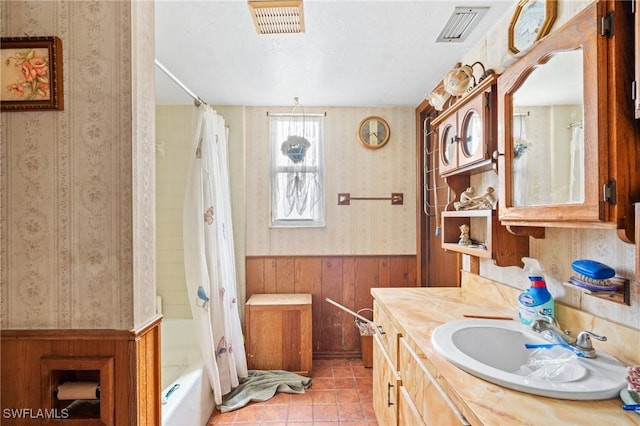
xmin=217 ymin=370 xmax=312 ymax=413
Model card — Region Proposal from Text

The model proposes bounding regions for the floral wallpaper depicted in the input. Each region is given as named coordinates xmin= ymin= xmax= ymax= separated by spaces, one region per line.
xmin=1 ymin=0 xmax=156 ymax=329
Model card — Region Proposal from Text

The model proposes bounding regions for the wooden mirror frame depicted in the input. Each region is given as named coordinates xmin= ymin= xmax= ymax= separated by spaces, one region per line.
xmin=498 ymin=2 xmax=607 ymax=226
xmin=508 ymin=0 xmax=557 ymax=55
xmin=357 ymin=116 xmax=390 ymax=149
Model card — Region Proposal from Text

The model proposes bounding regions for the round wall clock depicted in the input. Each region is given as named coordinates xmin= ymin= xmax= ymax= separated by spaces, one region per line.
xmin=508 ymin=0 xmax=557 ymax=55
xmin=357 ymin=116 xmax=390 ymax=149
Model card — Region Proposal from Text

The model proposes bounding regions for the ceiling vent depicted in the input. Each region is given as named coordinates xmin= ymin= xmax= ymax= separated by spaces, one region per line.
xmin=248 ymin=0 xmax=305 ymax=35
xmin=436 ymin=6 xmax=489 ymax=43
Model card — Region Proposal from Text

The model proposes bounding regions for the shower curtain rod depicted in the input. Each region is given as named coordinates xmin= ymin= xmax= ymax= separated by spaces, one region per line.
xmin=155 ymin=59 xmax=208 ymax=106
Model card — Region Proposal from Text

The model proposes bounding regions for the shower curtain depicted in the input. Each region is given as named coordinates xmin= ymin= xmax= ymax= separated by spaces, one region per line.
xmin=183 ymin=105 xmax=247 ymax=405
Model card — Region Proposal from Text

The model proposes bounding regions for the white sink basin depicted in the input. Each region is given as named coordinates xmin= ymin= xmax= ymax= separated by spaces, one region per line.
xmin=431 ymin=319 xmax=627 ymax=400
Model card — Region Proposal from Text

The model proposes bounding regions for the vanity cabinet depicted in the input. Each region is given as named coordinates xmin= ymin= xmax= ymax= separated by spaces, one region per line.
xmin=372 ymin=302 xmax=400 ymax=426
xmin=497 ymin=0 xmax=638 ymax=242
xmin=433 ymin=74 xmax=498 ymax=177
xmin=372 ymin=300 xmax=469 ymax=426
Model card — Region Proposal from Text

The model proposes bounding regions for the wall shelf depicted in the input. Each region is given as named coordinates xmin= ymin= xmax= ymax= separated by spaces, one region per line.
xmin=441 ymin=209 xmax=529 ymax=267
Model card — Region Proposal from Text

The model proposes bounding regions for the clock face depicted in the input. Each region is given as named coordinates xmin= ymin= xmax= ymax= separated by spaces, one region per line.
xmin=508 ymin=0 xmax=556 ymax=55
xmin=358 ymin=116 xmax=390 ymax=149
xmin=514 ymin=0 xmax=545 ymax=52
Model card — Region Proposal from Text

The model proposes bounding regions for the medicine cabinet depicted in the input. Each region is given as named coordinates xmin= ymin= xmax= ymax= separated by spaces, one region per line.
xmin=433 ymin=74 xmax=498 ymax=177
xmin=497 ymin=0 xmax=638 ymax=243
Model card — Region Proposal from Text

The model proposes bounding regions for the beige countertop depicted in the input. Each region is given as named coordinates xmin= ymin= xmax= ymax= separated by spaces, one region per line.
xmin=371 ymin=272 xmax=639 ymax=426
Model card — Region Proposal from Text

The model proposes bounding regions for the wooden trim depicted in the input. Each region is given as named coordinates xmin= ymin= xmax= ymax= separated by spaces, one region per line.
xmin=1 ymin=322 xmax=161 ymax=426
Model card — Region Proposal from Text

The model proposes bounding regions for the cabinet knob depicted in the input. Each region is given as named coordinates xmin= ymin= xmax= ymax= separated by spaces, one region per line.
xmin=491 ymin=150 xmax=504 ymax=160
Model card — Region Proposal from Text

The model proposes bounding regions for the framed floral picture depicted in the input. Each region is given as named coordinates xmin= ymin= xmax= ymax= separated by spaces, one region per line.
xmin=1 ymin=36 xmax=63 ymax=111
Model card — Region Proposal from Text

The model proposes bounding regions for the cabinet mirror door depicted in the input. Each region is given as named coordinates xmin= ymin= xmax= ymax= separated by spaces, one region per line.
xmin=497 ymin=2 xmax=606 ymax=224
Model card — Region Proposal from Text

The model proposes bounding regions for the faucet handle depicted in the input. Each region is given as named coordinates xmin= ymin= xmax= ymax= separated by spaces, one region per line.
xmin=575 ymin=330 xmax=607 ymax=350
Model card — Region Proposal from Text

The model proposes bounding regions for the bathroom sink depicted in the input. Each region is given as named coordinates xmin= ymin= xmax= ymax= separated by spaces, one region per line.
xmin=431 ymin=319 xmax=628 ymax=400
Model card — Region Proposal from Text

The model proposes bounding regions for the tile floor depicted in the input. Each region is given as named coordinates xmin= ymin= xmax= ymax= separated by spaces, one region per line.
xmin=207 ymin=358 xmax=378 ymax=425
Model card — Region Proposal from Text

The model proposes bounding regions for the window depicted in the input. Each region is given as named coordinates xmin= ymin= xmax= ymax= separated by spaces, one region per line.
xmin=270 ymin=114 xmax=324 ymax=227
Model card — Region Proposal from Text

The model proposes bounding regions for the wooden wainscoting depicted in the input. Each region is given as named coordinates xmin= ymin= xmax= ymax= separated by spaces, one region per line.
xmin=0 ymin=316 xmax=161 ymax=426
xmin=246 ymin=255 xmax=417 ymax=358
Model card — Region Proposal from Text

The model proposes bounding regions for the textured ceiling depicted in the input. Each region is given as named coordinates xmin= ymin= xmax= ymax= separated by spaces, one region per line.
xmin=155 ymin=0 xmax=515 ymax=107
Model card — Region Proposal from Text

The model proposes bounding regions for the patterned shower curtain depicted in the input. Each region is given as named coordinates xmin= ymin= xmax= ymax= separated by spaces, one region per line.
xmin=183 ymin=105 xmax=247 ymax=405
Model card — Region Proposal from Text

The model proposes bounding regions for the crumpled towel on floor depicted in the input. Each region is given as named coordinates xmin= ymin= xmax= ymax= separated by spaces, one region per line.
xmin=217 ymin=369 xmax=312 ymax=413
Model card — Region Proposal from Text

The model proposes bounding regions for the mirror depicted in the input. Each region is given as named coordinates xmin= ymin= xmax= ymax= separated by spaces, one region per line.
xmin=510 ymin=49 xmax=584 ymax=206
xmin=358 ymin=116 xmax=390 ymax=149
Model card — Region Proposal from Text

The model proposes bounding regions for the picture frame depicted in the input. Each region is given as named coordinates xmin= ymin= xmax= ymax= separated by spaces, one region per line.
xmin=507 ymin=0 xmax=557 ymax=55
xmin=1 ymin=36 xmax=64 ymax=111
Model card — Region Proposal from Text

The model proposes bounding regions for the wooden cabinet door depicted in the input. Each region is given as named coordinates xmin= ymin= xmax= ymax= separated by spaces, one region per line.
xmin=399 ymin=337 xmax=468 ymax=425
xmin=398 ymin=386 xmax=426 ymax=426
xmin=373 ymin=333 xmax=400 ymax=426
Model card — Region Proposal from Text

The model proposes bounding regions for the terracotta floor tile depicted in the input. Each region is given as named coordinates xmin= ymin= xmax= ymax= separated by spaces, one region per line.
xmin=337 ymin=403 xmax=364 ymax=421
xmin=361 ymin=403 xmax=376 ymax=421
xmin=234 ymin=404 xmax=265 ymax=422
xmin=332 ymin=366 xmax=354 ymax=377
xmin=290 ymin=390 xmax=314 ymax=405
xmin=261 ymin=404 xmax=288 ymax=422
xmin=355 ymin=377 xmax=372 ymax=389
xmin=312 ymin=404 xmax=339 ymax=421
xmin=310 ymin=377 xmax=335 ymax=390
xmin=313 ymin=366 xmax=333 ymax=378
xmin=335 ymin=389 xmax=360 ymax=404
xmin=334 ymin=378 xmax=357 ymax=389
xmin=312 ymin=390 xmax=337 ymax=404
xmin=207 ymin=358 xmax=374 ymax=425
xmin=287 ymin=404 xmax=313 ymax=422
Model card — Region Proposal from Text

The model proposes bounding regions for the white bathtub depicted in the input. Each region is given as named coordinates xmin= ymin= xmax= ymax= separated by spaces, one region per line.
xmin=161 ymin=318 xmax=215 ymax=426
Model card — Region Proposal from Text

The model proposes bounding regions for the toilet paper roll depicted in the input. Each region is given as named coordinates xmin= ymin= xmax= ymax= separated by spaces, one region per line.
xmin=57 ymin=382 xmax=100 ymax=400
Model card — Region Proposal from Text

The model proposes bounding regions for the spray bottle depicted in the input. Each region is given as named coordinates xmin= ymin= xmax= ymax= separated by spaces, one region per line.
xmin=518 ymin=258 xmax=555 ymax=326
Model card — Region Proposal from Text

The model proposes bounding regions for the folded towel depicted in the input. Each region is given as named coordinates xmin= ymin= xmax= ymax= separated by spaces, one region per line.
xmin=217 ymin=370 xmax=312 ymax=413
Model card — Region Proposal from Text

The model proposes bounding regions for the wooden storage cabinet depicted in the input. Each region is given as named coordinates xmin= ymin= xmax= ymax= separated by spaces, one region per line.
xmin=433 ymin=74 xmax=498 ymax=177
xmin=245 ymin=293 xmax=312 ymax=376
xmin=497 ymin=1 xmax=638 ymax=242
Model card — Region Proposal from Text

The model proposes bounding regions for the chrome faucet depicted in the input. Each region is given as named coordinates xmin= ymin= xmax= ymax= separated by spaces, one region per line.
xmin=530 ymin=313 xmax=607 ymax=358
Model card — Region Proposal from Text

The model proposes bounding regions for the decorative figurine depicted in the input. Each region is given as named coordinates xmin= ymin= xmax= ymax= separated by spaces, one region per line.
xmin=454 ymin=186 xmax=497 ymax=211
xmin=458 ymin=224 xmax=472 ymax=246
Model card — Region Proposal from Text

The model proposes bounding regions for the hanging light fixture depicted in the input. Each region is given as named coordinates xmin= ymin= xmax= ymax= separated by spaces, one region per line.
xmin=248 ymin=0 xmax=305 ymax=35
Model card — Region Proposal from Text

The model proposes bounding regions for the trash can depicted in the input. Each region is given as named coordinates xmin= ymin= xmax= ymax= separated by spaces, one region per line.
xmin=356 ymin=308 xmax=374 ymax=368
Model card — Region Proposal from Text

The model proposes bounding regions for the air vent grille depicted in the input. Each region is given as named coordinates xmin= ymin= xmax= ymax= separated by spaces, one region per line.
xmin=248 ymin=0 xmax=305 ymax=34
xmin=436 ymin=7 xmax=489 ymax=42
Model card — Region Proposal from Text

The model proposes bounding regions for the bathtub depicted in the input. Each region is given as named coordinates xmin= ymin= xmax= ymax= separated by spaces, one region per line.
xmin=161 ymin=318 xmax=215 ymax=426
